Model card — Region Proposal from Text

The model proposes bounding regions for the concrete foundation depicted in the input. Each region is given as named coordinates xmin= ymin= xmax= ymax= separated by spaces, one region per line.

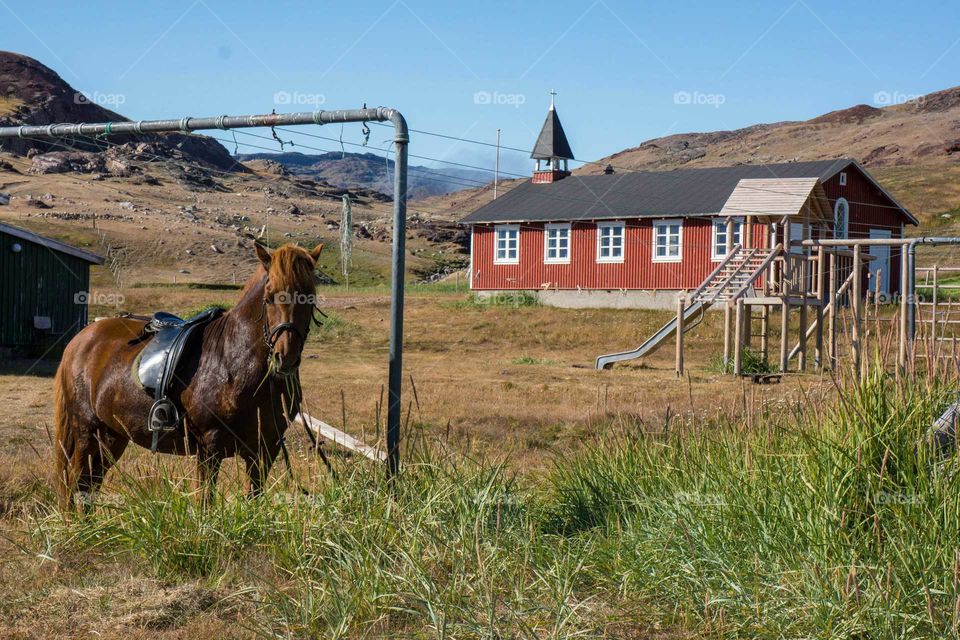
xmin=474 ymin=289 xmax=685 ymax=310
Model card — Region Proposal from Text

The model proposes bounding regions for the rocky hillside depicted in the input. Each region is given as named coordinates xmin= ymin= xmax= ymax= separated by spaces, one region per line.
xmin=240 ymin=151 xmax=490 ymax=199
xmin=0 ymin=51 xmax=238 ymax=171
xmin=582 ymin=88 xmax=960 ymax=174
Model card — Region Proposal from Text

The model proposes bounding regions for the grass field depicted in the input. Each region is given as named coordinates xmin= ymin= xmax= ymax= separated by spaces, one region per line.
xmin=0 ymin=282 xmax=955 ymax=638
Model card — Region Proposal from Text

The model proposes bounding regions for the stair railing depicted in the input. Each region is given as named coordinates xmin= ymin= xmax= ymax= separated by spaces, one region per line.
xmin=732 ymin=243 xmax=783 ymax=299
xmin=705 ymin=247 xmax=759 ymax=303
xmin=690 ymin=244 xmax=742 ymax=301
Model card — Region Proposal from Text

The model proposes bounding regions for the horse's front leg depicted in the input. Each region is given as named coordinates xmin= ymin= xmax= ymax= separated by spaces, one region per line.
xmin=196 ymin=451 xmax=222 ymax=506
xmin=243 ymin=442 xmax=281 ymax=498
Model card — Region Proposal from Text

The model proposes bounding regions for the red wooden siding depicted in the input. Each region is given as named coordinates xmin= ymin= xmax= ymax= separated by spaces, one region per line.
xmin=822 ymin=167 xmax=905 ymax=293
xmin=471 ymin=218 xmax=766 ymax=291
xmin=469 ymin=166 xmax=911 ymax=294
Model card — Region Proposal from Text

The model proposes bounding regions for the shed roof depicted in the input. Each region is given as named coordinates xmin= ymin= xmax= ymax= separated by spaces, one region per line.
xmin=720 ymin=177 xmax=832 ymax=221
xmin=0 ymin=222 xmax=104 ymax=264
xmin=461 ymin=158 xmax=917 ymax=225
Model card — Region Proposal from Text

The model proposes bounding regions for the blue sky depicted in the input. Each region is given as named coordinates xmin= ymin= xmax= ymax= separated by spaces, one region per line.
xmin=3 ymin=0 xmax=959 ymax=181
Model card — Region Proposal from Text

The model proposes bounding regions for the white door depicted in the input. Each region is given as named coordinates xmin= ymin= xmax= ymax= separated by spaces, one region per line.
xmin=868 ymin=229 xmax=891 ymax=296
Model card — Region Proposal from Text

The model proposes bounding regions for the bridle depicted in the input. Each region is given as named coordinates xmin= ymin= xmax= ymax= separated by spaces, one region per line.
xmin=258 ymin=276 xmax=325 ymax=362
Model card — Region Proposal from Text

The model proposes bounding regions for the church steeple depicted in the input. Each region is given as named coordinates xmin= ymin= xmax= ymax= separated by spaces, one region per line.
xmin=531 ymin=90 xmax=574 ymax=184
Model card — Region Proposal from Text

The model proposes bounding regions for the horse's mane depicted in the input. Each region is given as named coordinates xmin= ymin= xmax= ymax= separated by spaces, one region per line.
xmin=268 ymin=244 xmax=317 ymax=293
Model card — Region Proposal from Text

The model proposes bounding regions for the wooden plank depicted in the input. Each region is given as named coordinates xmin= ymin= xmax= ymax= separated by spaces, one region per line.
xmin=734 ymin=299 xmax=744 ymax=375
xmin=297 ymin=413 xmax=386 ymax=462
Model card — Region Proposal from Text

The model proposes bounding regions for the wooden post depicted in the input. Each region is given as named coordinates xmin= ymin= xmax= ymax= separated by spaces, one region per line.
xmin=852 ymin=244 xmax=863 ymax=378
xmin=726 ymin=217 xmax=735 ymax=254
xmin=675 ymin=295 xmax=685 ymax=376
xmin=815 ymin=246 xmax=825 ymax=369
xmin=760 ymin=302 xmax=769 ymax=363
xmin=743 ymin=304 xmax=752 ymax=348
xmin=782 ymin=218 xmax=792 ymax=294
xmin=799 ymin=295 xmax=808 ymax=371
xmin=828 ymin=252 xmax=838 ymax=369
xmin=734 ymin=299 xmax=744 ymax=375
xmin=723 ymin=302 xmax=732 ymax=365
xmin=744 ymin=216 xmax=753 ymax=250
xmin=898 ymin=246 xmax=909 ymax=369
xmin=780 ymin=300 xmax=789 ymax=372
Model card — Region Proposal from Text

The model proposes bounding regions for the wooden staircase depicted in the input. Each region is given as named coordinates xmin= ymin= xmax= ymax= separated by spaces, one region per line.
xmin=692 ymin=246 xmax=781 ymax=304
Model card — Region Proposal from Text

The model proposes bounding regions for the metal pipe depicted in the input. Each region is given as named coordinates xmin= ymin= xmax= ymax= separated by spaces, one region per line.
xmin=908 ymin=241 xmax=917 ymax=340
xmin=386 ymin=110 xmax=409 ymax=480
xmin=1 ymin=107 xmax=410 ymax=478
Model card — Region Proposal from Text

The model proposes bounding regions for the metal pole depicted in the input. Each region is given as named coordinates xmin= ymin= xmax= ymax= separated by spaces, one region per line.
xmin=908 ymin=242 xmax=917 ymax=341
xmin=0 ymin=108 xmax=410 ymax=478
xmin=387 ymin=112 xmax=409 ymax=480
xmin=494 ymin=128 xmax=500 ymax=200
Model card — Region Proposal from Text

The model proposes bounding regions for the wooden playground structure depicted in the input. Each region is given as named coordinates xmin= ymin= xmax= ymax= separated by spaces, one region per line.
xmin=673 ymin=226 xmax=960 ymax=377
xmin=656 ymin=178 xmax=960 ymax=378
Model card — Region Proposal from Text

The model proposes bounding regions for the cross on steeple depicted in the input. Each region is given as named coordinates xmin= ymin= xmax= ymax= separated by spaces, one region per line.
xmin=549 ymin=89 xmax=557 ymax=110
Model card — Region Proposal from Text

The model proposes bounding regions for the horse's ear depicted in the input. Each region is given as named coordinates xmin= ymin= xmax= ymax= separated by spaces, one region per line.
xmin=309 ymin=243 xmax=324 ymax=264
xmin=254 ymin=242 xmax=272 ymax=267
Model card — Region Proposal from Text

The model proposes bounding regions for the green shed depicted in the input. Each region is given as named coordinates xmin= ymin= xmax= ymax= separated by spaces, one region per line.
xmin=0 ymin=222 xmax=104 ymax=357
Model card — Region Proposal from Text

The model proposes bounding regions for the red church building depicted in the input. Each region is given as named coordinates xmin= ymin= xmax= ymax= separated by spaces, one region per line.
xmin=461 ymin=100 xmax=917 ymax=309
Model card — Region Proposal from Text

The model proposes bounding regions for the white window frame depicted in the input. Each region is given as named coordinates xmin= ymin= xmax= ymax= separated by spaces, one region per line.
xmin=839 ymin=171 xmax=847 ymax=186
xmin=653 ymin=218 xmax=683 ymax=263
xmin=493 ymin=224 xmax=519 ymax=265
xmin=711 ymin=217 xmax=743 ymax=261
xmin=833 ymin=198 xmax=849 ymax=239
xmin=596 ymin=221 xmax=626 ymax=263
xmin=543 ymin=223 xmax=571 ymax=264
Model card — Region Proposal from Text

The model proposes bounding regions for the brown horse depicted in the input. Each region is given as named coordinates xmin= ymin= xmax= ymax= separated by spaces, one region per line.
xmin=53 ymin=242 xmax=323 ymax=509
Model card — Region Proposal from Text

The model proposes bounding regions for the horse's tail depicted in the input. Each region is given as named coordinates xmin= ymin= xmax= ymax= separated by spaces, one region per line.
xmin=52 ymin=360 xmax=73 ymax=510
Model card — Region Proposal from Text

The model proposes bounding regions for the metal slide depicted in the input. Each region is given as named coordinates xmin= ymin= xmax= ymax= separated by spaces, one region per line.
xmin=595 ymin=300 xmax=710 ymax=369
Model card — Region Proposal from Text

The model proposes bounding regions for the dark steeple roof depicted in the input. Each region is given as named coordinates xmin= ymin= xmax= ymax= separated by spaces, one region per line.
xmin=530 ymin=104 xmax=574 ymax=161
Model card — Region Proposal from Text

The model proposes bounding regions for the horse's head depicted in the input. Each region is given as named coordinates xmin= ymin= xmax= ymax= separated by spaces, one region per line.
xmin=255 ymin=242 xmax=324 ymax=374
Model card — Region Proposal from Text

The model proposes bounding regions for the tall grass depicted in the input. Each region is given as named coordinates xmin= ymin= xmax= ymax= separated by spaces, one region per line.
xmin=22 ymin=368 xmax=960 ymax=637
xmin=547 ymin=368 xmax=960 ymax=637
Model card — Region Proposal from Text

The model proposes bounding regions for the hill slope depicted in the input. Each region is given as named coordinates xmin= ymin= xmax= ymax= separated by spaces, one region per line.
xmin=583 ymin=89 xmax=960 ymax=174
xmin=0 ymin=51 xmax=239 ymax=170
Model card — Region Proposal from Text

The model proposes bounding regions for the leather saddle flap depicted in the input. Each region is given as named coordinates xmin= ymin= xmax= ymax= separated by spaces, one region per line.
xmin=137 ymin=308 xmax=223 ymax=395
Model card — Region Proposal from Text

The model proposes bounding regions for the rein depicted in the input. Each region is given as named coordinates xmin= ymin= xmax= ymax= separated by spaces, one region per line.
xmin=256 ymin=275 xmax=333 ymax=481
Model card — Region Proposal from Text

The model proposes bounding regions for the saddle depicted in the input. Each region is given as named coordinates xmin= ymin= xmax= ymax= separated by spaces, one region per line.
xmin=136 ymin=307 xmax=224 ymax=451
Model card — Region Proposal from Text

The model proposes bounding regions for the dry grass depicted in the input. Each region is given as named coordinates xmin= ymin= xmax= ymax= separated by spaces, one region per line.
xmin=0 ymin=282 xmax=832 ymax=637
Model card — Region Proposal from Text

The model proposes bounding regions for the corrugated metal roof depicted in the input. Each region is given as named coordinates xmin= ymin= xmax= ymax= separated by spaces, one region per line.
xmin=530 ymin=108 xmax=574 ymax=160
xmin=461 ymin=158 xmax=903 ymax=224
xmin=0 ymin=222 xmax=104 ymax=264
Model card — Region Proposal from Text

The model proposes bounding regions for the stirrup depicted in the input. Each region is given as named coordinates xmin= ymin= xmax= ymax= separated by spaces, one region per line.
xmin=148 ymin=398 xmax=179 ymax=432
